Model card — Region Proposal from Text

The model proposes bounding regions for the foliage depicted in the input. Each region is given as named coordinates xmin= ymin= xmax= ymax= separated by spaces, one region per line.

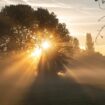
xmin=0 ymin=5 xmax=73 ymax=52
xmin=0 ymin=4 xmax=79 ymax=76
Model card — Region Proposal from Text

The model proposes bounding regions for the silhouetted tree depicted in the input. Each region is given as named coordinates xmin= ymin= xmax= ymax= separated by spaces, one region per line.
xmin=0 ymin=4 xmax=75 ymax=77
xmin=0 ymin=5 xmax=72 ymax=52
xmin=86 ymin=33 xmax=94 ymax=54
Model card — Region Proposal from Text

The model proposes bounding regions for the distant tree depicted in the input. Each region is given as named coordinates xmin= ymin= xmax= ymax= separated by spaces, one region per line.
xmin=86 ymin=33 xmax=94 ymax=53
xmin=73 ymin=38 xmax=79 ymax=50
xmin=71 ymin=38 xmax=80 ymax=57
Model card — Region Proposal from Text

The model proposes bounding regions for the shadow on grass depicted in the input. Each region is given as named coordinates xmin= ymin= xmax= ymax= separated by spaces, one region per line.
xmin=21 ymin=75 xmax=105 ymax=105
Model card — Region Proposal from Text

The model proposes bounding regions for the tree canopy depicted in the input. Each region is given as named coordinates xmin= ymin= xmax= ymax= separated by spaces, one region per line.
xmin=0 ymin=4 xmax=73 ymax=52
xmin=0 ymin=4 xmax=79 ymax=76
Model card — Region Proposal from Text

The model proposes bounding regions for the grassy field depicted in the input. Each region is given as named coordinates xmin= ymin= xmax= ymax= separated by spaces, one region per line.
xmin=0 ymin=53 xmax=105 ymax=105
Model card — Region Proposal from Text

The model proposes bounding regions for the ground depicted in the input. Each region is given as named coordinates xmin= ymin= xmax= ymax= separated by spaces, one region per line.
xmin=0 ymin=53 xmax=105 ymax=105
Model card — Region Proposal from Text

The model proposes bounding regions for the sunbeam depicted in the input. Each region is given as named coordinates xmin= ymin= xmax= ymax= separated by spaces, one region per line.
xmin=0 ymin=52 xmax=40 ymax=105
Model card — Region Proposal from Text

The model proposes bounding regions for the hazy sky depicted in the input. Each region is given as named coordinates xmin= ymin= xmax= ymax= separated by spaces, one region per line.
xmin=0 ymin=0 xmax=105 ymax=54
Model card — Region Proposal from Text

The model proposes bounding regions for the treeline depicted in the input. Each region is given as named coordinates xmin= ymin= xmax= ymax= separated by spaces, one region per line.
xmin=0 ymin=4 xmax=101 ymax=58
xmin=73 ymin=33 xmax=95 ymax=58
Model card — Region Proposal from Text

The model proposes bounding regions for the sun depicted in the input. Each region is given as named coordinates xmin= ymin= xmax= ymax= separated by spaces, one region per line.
xmin=41 ymin=40 xmax=51 ymax=50
xmin=30 ymin=40 xmax=52 ymax=58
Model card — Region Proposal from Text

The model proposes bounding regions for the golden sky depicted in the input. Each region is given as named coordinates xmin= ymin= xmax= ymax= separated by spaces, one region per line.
xmin=0 ymin=0 xmax=105 ymax=55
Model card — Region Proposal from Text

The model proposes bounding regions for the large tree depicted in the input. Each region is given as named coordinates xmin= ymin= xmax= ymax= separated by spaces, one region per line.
xmin=0 ymin=5 xmax=72 ymax=51
xmin=0 ymin=4 xmax=76 ymax=77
